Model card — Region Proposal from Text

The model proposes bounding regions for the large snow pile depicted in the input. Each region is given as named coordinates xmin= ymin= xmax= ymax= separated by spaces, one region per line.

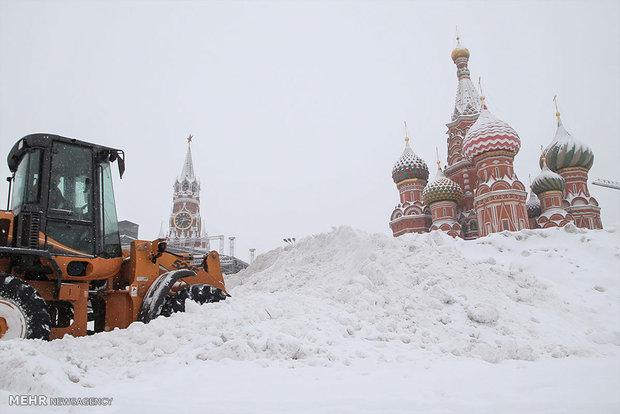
xmin=0 ymin=225 xmax=619 ymax=401
xmin=226 ymin=225 xmax=620 ymax=363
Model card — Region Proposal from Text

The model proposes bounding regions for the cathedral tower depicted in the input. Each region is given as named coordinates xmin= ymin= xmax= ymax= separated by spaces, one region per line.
xmin=167 ymin=135 xmax=208 ymax=250
xmin=422 ymin=162 xmax=463 ymax=238
xmin=444 ymin=37 xmax=481 ymax=239
xmin=389 ymin=134 xmax=431 ymax=236
xmin=531 ymin=158 xmax=573 ymax=228
xmin=540 ymin=108 xmax=602 ymax=229
xmin=462 ymin=99 xmax=529 ymax=236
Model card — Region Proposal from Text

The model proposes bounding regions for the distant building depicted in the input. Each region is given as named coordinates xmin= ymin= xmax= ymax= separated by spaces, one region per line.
xmin=389 ymin=38 xmax=602 ymax=238
xmin=118 ymin=220 xmax=139 ymax=251
xmin=165 ymin=135 xmax=249 ymax=274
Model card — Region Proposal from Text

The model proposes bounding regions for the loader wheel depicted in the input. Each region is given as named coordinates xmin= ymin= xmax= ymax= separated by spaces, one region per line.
xmin=0 ymin=274 xmax=51 ymax=340
xmin=163 ymin=284 xmax=223 ymax=315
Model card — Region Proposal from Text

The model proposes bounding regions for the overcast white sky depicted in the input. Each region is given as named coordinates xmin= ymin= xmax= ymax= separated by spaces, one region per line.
xmin=1 ymin=0 xmax=618 ymax=261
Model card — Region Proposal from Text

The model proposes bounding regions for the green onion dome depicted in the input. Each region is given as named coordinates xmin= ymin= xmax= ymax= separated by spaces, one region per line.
xmin=392 ymin=139 xmax=430 ymax=183
xmin=532 ymin=163 xmax=566 ymax=195
xmin=540 ymin=120 xmax=593 ymax=171
xmin=422 ymin=168 xmax=463 ymax=205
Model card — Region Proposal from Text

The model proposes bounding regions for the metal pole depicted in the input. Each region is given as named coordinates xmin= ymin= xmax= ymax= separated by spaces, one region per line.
xmin=592 ymin=179 xmax=620 ymax=191
xmin=249 ymin=248 xmax=256 ymax=264
xmin=229 ymin=236 xmax=235 ymax=258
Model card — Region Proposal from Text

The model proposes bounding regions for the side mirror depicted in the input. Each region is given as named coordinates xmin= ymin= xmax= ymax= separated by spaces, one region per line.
xmin=117 ymin=152 xmax=125 ymax=178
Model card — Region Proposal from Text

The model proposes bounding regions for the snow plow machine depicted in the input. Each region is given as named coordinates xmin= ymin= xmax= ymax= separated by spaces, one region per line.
xmin=0 ymin=134 xmax=228 ymax=341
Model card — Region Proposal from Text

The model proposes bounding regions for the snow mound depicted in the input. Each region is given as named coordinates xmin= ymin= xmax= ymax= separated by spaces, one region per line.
xmin=1 ymin=226 xmax=619 ymax=395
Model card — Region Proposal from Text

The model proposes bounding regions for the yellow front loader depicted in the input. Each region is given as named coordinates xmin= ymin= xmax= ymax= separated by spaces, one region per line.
xmin=0 ymin=134 xmax=228 ymax=341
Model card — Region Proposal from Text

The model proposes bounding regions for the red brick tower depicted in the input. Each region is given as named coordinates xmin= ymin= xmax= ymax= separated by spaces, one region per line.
xmin=422 ymin=163 xmax=464 ymax=238
xmin=389 ymin=135 xmax=431 ymax=236
xmin=444 ymin=37 xmax=481 ymax=239
xmin=531 ymin=159 xmax=574 ymax=228
xmin=167 ymin=135 xmax=209 ymax=250
xmin=462 ymin=100 xmax=529 ymax=236
xmin=540 ymin=110 xmax=602 ymax=229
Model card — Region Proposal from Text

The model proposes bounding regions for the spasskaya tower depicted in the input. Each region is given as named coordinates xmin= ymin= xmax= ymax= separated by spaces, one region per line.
xmin=167 ymin=135 xmax=208 ymax=250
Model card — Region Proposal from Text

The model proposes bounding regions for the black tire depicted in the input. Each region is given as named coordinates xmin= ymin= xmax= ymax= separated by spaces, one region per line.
xmin=0 ymin=274 xmax=52 ymax=340
xmin=162 ymin=284 xmax=224 ymax=315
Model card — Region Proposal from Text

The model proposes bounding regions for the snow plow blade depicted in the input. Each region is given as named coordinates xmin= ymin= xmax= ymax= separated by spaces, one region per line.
xmin=137 ymin=269 xmax=196 ymax=323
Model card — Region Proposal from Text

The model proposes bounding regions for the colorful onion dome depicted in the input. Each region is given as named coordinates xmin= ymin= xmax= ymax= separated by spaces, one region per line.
xmin=532 ymin=162 xmax=566 ymax=195
xmin=462 ymin=106 xmax=521 ymax=161
xmin=451 ymin=37 xmax=470 ymax=62
xmin=540 ymin=119 xmax=594 ymax=171
xmin=392 ymin=139 xmax=429 ymax=183
xmin=526 ymin=191 xmax=542 ymax=218
xmin=422 ymin=168 xmax=463 ymax=205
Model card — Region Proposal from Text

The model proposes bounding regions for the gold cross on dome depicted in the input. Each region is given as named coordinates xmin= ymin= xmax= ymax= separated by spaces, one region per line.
xmin=187 ymin=134 xmax=193 ymax=144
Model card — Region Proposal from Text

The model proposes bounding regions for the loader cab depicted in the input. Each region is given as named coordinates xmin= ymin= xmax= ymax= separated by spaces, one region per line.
xmin=7 ymin=134 xmax=125 ymax=259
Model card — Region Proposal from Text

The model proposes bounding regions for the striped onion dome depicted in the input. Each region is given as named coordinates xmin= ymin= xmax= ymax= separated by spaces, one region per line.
xmin=422 ymin=168 xmax=463 ymax=205
xmin=526 ymin=191 xmax=542 ymax=218
xmin=532 ymin=163 xmax=566 ymax=195
xmin=540 ymin=120 xmax=593 ymax=171
xmin=392 ymin=139 xmax=429 ymax=183
xmin=462 ymin=105 xmax=521 ymax=161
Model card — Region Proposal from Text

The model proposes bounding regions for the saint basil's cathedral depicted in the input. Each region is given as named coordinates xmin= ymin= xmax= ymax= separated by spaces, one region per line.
xmin=389 ymin=38 xmax=603 ymax=239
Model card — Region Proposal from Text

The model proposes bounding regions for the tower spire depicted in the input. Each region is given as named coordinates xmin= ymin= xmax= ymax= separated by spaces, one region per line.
xmin=478 ymin=77 xmax=487 ymax=110
xmin=404 ymin=121 xmax=409 ymax=144
xmin=180 ymin=134 xmax=196 ymax=181
xmin=553 ymin=95 xmax=561 ymax=125
xmin=451 ymin=35 xmax=480 ymax=119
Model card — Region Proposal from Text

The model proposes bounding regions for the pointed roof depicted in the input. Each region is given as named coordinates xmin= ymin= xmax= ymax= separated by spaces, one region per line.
xmin=540 ymin=117 xmax=594 ymax=172
xmin=392 ymin=136 xmax=429 ymax=183
xmin=451 ymin=36 xmax=470 ymax=61
xmin=451 ymin=37 xmax=481 ymax=120
xmin=422 ymin=166 xmax=463 ymax=205
xmin=532 ymin=162 xmax=566 ymax=195
xmin=180 ymin=134 xmax=196 ymax=181
xmin=526 ymin=190 xmax=542 ymax=218
xmin=462 ymin=104 xmax=521 ymax=160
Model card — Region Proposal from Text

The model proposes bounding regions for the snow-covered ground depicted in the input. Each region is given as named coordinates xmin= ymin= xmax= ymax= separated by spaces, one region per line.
xmin=1 ymin=225 xmax=619 ymax=413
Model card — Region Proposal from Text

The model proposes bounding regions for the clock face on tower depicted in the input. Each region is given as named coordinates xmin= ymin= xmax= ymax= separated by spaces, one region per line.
xmin=173 ymin=211 xmax=193 ymax=230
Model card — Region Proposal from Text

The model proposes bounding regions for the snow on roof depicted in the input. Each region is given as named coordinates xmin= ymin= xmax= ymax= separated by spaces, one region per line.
xmin=423 ymin=167 xmax=463 ymax=205
xmin=392 ymin=140 xmax=429 ymax=183
xmin=463 ymin=107 xmax=521 ymax=160
xmin=180 ymin=142 xmax=196 ymax=181
xmin=542 ymin=119 xmax=594 ymax=171
xmin=532 ymin=163 xmax=565 ymax=194
xmin=526 ymin=191 xmax=542 ymax=218
xmin=453 ymin=76 xmax=481 ymax=120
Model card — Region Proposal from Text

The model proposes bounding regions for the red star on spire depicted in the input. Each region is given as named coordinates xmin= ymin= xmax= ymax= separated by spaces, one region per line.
xmin=187 ymin=134 xmax=193 ymax=144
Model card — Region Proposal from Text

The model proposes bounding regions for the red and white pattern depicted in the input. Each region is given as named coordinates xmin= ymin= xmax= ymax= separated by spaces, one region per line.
xmin=463 ymin=109 xmax=521 ymax=161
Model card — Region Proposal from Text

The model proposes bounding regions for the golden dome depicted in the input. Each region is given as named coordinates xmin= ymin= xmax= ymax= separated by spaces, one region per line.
xmin=451 ymin=37 xmax=470 ymax=61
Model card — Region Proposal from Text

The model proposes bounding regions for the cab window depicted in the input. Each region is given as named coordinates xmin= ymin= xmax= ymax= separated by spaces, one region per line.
xmin=46 ymin=143 xmax=94 ymax=255
xmin=11 ymin=149 xmax=42 ymax=212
